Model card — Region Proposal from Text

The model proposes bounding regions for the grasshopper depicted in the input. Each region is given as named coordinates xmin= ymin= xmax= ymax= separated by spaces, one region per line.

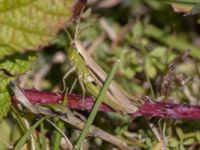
xmin=63 ymin=28 xmax=139 ymax=114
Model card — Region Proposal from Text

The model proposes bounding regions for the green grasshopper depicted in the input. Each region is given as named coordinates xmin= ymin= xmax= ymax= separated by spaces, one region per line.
xmin=63 ymin=33 xmax=139 ymax=114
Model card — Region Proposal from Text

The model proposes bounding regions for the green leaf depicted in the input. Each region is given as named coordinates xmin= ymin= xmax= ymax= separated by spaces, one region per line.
xmin=183 ymin=138 xmax=195 ymax=145
xmin=180 ymin=145 xmax=186 ymax=150
xmin=0 ymin=119 xmax=12 ymax=150
xmin=0 ymin=72 xmax=12 ymax=117
xmin=196 ymin=131 xmax=200 ymax=143
xmin=176 ymin=127 xmax=184 ymax=140
xmin=150 ymin=47 xmax=167 ymax=58
xmin=132 ymin=21 xmax=143 ymax=39
xmin=0 ymin=53 xmax=35 ymax=119
xmin=169 ymin=137 xmax=179 ymax=148
xmin=0 ymin=0 xmax=74 ymax=59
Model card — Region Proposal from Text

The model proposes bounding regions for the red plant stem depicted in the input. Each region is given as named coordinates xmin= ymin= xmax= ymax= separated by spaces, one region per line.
xmin=133 ymin=101 xmax=200 ymax=120
xmin=12 ymin=89 xmax=113 ymax=112
xmin=12 ymin=89 xmax=200 ymax=120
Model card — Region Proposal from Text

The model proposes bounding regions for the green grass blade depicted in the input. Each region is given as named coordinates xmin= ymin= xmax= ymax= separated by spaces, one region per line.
xmin=11 ymin=106 xmax=27 ymax=133
xmin=144 ymin=69 xmax=156 ymax=100
xmin=75 ymin=60 xmax=120 ymax=149
xmin=53 ymin=90 xmax=68 ymax=150
xmin=14 ymin=117 xmax=48 ymax=150
xmin=53 ymin=121 xmax=65 ymax=150
xmin=40 ymin=122 xmax=47 ymax=150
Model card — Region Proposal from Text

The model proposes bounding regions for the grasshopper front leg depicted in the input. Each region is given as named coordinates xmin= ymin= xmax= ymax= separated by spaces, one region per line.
xmin=62 ymin=65 xmax=87 ymax=106
xmin=78 ymin=74 xmax=86 ymax=107
xmin=62 ymin=67 xmax=76 ymax=92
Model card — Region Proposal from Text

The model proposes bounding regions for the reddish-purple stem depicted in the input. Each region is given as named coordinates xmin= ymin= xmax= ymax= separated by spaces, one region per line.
xmin=12 ymin=89 xmax=113 ymax=112
xmin=133 ymin=101 xmax=200 ymax=120
xmin=12 ymin=89 xmax=200 ymax=120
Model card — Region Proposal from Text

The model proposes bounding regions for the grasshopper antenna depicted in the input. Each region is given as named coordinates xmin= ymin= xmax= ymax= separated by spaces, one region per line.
xmin=74 ymin=5 xmax=85 ymax=40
